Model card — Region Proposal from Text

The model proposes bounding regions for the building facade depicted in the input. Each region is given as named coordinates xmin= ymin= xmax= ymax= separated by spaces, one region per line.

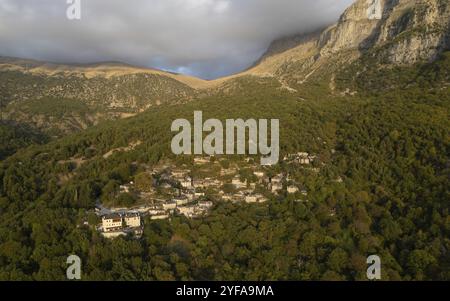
xmin=124 ymin=213 xmax=141 ymax=228
xmin=102 ymin=214 xmax=123 ymax=232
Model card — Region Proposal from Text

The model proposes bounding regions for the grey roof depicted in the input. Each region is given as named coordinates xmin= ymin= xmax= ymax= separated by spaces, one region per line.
xmin=103 ymin=213 xmax=122 ymax=220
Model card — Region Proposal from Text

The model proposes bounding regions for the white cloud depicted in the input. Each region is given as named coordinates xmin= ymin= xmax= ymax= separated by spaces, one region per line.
xmin=0 ymin=0 xmax=354 ymax=79
xmin=180 ymin=0 xmax=230 ymax=13
xmin=213 ymin=1 xmax=230 ymax=14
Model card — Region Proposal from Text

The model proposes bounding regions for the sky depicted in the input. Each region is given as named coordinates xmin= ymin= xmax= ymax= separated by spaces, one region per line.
xmin=0 ymin=0 xmax=354 ymax=79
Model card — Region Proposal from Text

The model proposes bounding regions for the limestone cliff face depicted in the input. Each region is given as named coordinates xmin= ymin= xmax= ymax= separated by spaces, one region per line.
xmin=373 ymin=0 xmax=450 ymax=64
xmin=319 ymin=0 xmax=396 ymax=55
xmin=318 ymin=0 xmax=450 ymax=64
xmin=241 ymin=0 xmax=450 ymax=90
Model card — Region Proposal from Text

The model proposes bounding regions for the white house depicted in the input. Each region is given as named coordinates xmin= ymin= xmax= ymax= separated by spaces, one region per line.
xmin=222 ymin=195 xmax=233 ymax=201
xmin=198 ymin=201 xmax=213 ymax=209
xmin=124 ymin=213 xmax=141 ymax=228
xmin=148 ymin=209 xmax=166 ymax=216
xmin=163 ymin=201 xmax=177 ymax=210
xmin=245 ymin=195 xmax=258 ymax=203
xmin=220 ymin=169 xmax=236 ymax=176
xmin=271 ymin=183 xmax=283 ymax=193
xmin=299 ymin=158 xmax=310 ymax=165
xmin=271 ymin=174 xmax=284 ymax=184
xmin=119 ymin=185 xmax=130 ymax=193
xmin=151 ymin=214 xmax=170 ymax=220
xmin=174 ymin=196 xmax=189 ymax=206
xmin=102 ymin=214 xmax=123 ymax=232
xmin=193 ymin=179 xmax=205 ymax=188
xmin=258 ymin=196 xmax=268 ymax=203
xmin=181 ymin=176 xmax=193 ymax=189
xmin=194 ymin=157 xmax=210 ymax=164
xmin=232 ymin=192 xmax=245 ymax=202
xmin=177 ymin=206 xmax=196 ymax=217
xmin=203 ymin=178 xmax=221 ymax=188
xmin=253 ymin=171 xmax=265 ymax=178
xmin=245 ymin=194 xmax=267 ymax=203
xmin=172 ymin=169 xmax=188 ymax=178
xmin=195 ymin=192 xmax=206 ymax=198
xmin=287 ymin=185 xmax=299 ymax=194
xmin=232 ymin=176 xmax=247 ymax=189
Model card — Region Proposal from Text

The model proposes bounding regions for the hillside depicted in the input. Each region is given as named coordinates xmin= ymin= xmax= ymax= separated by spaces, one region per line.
xmin=2 ymin=0 xmax=449 ymax=139
xmin=0 ymin=58 xmax=206 ymax=136
xmin=0 ymin=47 xmax=449 ymax=279
xmin=234 ymin=0 xmax=450 ymax=91
xmin=0 ymin=121 xmax=48 ymax=160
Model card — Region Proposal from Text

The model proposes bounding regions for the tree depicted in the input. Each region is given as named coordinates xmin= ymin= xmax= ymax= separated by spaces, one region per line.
xmin=135 ymin=172 xmax=154 ymax=192
xmin=117 ymin=193 xmax=137 ymax=207
xmin=327 ymin=248 xmax=349 ymax=273
xmin=407 ymin=250 xmax=437 ymax=280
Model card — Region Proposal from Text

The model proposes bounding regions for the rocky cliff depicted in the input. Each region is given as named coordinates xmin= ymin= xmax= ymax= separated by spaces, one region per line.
xmin=318 ymin=0 xmax=393 ymax=55
xmin=249 ymin=0 xmax=450 ymax=82
xmin=372 ymin=0 xmax=450 ymax=63
xmin=318 ymin=0 xmax=450 ymax=63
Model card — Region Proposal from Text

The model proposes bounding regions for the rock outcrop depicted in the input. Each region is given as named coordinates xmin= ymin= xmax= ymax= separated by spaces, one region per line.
xmin=253 ymin=0 xmax=450 ymax=79
xmin=318 ymin=0 xmax=450 ymax=64
xmin=372 ymin=0 xmax=450 ymax=63
xmin=318 ymin=0 xmax=395 ymax=55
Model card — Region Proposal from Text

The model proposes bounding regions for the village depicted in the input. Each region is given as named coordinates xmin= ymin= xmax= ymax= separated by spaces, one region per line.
xmin=95 ymin=152 xmax=317 ymax=238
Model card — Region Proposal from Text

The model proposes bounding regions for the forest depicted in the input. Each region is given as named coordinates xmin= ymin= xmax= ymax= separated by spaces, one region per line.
xmin=0 ymin=52 xmax=448 ymax=280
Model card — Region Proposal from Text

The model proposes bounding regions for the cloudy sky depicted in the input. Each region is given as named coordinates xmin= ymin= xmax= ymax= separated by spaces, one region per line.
xmin=0 ymin=0 xmax=353 ymax=79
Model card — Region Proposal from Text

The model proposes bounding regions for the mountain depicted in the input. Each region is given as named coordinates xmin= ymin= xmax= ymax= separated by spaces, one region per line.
xmin=2 ymin=0 xmax=449 ymax=137
xmin=0 ymin=0 xmax=449 ymax=280
xmin=319 ymin=0 xmax=450 ymax=62
xmin=0 ymin=57 xmax=210 ymax=136
xmin=0 ymin=56 xmax=209 ymax=88
xmin=236 ymin=0 xmax=450 ymax=88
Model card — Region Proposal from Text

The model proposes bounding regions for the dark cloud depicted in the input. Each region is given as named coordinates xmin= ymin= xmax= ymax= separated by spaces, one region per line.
xmin=0 ymin=0 xmax=354 ymax=79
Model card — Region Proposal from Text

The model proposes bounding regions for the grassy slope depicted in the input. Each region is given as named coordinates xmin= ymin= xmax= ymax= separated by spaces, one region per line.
xmin=0 ymin=70 xmax=198 ymax=136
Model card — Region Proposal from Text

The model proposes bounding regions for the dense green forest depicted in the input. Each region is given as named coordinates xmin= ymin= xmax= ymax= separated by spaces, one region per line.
xmin=0 ymin=121 xmax=48 ymax=161
xmin=0 ymin=52 xmax=448 ymax=280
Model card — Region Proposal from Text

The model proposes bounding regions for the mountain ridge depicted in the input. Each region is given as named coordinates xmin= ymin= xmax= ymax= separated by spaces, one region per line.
xmin=1 ymin=0 xmax=449 ymax=136
xmin=1 ymin=0 xmax=449 ymax=90
xmin=0 ymin=56 xmax=209 ymax=89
